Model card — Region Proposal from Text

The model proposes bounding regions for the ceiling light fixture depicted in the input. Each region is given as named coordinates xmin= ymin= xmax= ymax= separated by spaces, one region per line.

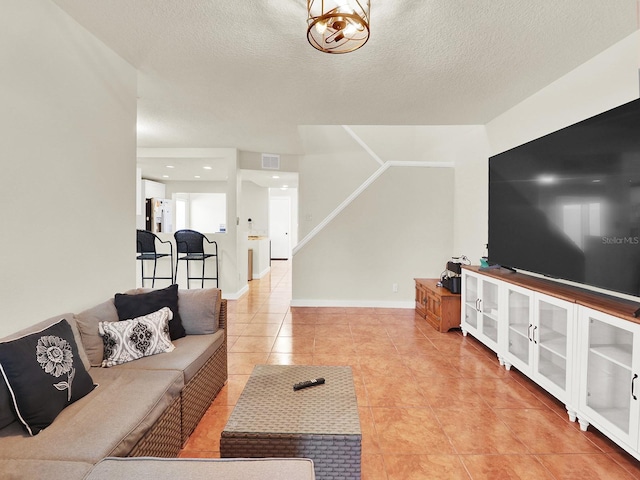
xmin=307 ymin=0 xmax=370 ymax=54
xmin=203 ymin=166 xmax=212 ymax=170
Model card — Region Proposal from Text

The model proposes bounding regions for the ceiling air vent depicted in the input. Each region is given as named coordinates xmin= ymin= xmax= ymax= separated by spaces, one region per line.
xmin=261 ymin=153 xmax=280 ymax=170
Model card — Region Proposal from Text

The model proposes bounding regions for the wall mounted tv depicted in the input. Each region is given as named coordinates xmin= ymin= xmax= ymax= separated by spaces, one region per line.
xmin=488 ymin=97 xmax=640 ymax=298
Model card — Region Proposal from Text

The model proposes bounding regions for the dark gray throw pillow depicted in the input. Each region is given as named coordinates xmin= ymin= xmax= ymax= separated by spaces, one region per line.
xmin=0 ymin=319 xmax=96 ymax=436
xmin=114 ymin=284 xmax=186 ymax=340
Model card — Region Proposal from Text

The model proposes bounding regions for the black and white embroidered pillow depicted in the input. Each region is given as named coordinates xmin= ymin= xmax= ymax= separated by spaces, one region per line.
xmin=99 ymin=307 xmax=175 ymax=367
xmin=0 ymin=319 xmax=96 ymax=436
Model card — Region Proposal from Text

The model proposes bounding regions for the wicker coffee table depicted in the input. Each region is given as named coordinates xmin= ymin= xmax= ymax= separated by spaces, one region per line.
xmin=220 ymin=365 xmax=361 ymax=480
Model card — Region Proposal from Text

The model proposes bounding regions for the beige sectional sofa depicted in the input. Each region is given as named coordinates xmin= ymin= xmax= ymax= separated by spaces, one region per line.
xmin=0 ymin=287 xmax=229 ymax=479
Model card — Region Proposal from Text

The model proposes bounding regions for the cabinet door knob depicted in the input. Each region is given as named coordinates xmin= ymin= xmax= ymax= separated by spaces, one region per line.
xmin=632 ymin=373 xmax=638 ymax=401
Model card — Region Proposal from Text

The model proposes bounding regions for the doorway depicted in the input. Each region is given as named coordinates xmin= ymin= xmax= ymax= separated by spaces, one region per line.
xmin=269 ymin=196 xmax=291 ymax=259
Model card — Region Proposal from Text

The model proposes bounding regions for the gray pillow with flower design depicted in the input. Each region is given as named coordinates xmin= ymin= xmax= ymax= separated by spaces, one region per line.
xmin=99 ymin=307 xmax=175 ymax=368
xmin=0 ymin=319 xmax=96 ymax=436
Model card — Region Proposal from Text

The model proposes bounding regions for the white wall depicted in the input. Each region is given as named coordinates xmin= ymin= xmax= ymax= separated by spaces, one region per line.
xmin=298 ymin=126 xmax=380 ymax=239
xmin=241 ymin=180 xmax=270 ymax=236
xmin=0 ymin=0 xmax=137 ymax=336
xmin=452 ymin=127 xmax=492 ymax=264
xmin=293 ymin=124 xmax=488 ymax=307
xmin=486 ymin=31 xmax=640 ymax=156
xmin=293 ymin=166 xmax=454 ymax=306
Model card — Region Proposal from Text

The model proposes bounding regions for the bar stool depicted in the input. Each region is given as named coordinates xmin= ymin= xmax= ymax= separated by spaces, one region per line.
xmin=174 ymin=229 xmax=219 ymax=289
xmin=136 ymin=229 xmax=174 ymax=287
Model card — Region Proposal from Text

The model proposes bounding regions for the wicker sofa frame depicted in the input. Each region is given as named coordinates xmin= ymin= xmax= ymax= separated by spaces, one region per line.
xmin=127 ymin=299 xmax=228 ymax=458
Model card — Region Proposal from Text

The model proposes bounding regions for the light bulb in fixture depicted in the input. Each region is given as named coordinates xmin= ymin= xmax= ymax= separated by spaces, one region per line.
xmin=315 ymin=20 xmax=327 ymax=34
xmin=344 ymin=23 xmax=357 ymax=35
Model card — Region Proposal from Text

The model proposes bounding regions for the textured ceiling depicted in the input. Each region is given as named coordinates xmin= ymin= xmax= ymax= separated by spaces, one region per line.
xmin=52 ymin=0 xmax=639 ymax=155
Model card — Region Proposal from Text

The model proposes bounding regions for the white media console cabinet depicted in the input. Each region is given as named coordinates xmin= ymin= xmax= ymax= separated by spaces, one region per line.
xmin=461 ymin=265 xmax=640 ymax=461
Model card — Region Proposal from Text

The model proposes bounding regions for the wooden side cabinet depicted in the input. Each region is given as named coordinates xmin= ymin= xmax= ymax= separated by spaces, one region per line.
xmin=414 ymin=278 xmax=461 ymax=332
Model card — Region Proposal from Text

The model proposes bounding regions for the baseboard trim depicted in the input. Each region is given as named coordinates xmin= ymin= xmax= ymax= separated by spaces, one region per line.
xmin=253 ymin=267 xmax=271 ymax=279
xmin=223 ymin=284 xmax=249 ymax=300
xmin=290 ymin=299 xmax=415 ymax=309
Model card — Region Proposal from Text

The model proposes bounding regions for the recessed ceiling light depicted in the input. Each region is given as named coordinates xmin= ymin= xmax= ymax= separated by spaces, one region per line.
xmin=203 ymin=166 xmax=212 ymax=170
xmin=282 ymin=185 xmax=289 ymax=188
xmin=194 ymin=175 xmax=201 ymax=179
xmin=272 ymin=175 xmax=280 ymax=179
xmin=162 ymin=175 xmax=169 ymax=178
xmin=166 ymin=165 xmax=174 ymax=169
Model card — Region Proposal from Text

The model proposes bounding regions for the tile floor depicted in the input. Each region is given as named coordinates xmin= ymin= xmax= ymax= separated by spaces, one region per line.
xmin=180 ymin=260 xmax=640 ymax=479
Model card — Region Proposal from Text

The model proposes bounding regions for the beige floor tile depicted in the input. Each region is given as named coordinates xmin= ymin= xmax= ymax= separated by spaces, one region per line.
xmin=461 ymin=454 xmax=555 ymax=480
xmin=384 ymin=455 xmax=471 ymax=480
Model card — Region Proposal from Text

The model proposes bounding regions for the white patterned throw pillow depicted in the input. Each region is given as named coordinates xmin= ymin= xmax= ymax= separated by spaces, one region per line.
xmin=99 ymin=307 xmax=175 ymax=367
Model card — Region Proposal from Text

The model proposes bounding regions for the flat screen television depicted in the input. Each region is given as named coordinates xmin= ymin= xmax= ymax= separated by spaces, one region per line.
xmin=488 ymin=97 xmax=640 ymax=298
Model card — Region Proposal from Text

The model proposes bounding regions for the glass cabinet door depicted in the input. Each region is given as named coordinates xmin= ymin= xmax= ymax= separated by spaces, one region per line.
xmin=463 ymin=273 xmax=478 ymax=330
xmin=481 ymin=280 xmax=499 ymax=344
xmin=584 ymin=315 xmax=635 ymax=438
xmin=507 ymin=288 xmax=532 ymax=367
xmin=535 ymin=296 xmax=570 ymax=394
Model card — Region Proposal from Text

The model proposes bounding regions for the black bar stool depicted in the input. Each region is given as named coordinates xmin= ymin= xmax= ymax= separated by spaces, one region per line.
xmin=136 ymin=229 xmax=174 ymax=287
xmin=174 ymin=229 xmax=219 ymax=289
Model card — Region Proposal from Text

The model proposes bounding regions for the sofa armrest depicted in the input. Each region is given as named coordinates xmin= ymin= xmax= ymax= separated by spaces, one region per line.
xmin=219 ymin=299 xmax=227 ymax=332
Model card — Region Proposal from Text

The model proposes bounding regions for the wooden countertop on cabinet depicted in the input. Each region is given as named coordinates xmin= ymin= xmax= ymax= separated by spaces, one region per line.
xmin=414 ymin=278 xmax=461 ymax=332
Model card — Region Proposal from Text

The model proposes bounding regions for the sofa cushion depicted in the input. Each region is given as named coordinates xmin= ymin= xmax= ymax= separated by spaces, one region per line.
xmin=85 ymin=457 xmax=316 ymax=480
xmin=111 ymin=330 xmax=224 ymax=383
xmin=0 ymin=459 xmax=94 ymax=480
xmin=0 ymin=319 xmax=96 ymax=436
xmin=177 ymin=288 xmax=221 ymax=334
xmin=99 ymin=308 xmax=175 ymax=367
xmin=0 ymin=368 xmax=183 ymax=463
xmin=114 ymin=284 xmax=186 ymax=341
xmin=0 ymin=381 xmax=12 ymax=431
xmin=0 ymin=314 xmax=90 ymax=430
xmin=75 ymin=300 xmax=119 ymax=367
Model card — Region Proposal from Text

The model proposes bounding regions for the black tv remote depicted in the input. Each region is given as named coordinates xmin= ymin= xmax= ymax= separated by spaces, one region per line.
xmin=293 ymin=378 xmax=325 ymax=391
